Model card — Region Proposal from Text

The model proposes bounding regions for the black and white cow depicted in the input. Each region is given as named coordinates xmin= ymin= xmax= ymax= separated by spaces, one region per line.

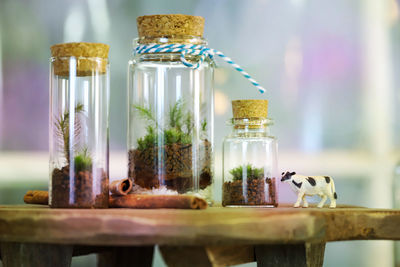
xmin=281 ymin=171 xmax=337 ymax=208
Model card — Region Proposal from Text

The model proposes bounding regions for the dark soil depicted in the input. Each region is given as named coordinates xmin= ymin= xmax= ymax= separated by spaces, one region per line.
xmin=51 ymin=165 xmax=109 ymax=208
xmin=222 ymin=177 xmax=277 ymax=206
xmin=128 ymin=140 xmax=212 ymax=193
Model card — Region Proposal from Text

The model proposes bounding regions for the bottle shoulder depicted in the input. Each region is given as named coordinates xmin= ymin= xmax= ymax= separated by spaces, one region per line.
xmin=223 ymin=134 xmax=277 ymax=142
xmin=129 ymin=54 xmax=216 ymax=67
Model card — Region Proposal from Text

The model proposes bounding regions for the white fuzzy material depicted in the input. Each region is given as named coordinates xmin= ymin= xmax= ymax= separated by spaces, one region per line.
xmin=130 ymin=185 xmax=178 ymax=195
xmin=185 ymin=186 xmax=212 ymax=200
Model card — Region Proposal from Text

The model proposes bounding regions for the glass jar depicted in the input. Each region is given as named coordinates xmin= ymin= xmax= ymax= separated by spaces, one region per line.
xmin=222 ymin=100 xmax=278 ymax=207
xmin=127 ymin=15 xmax=214 ymax=202
xmin=49 ymin=42 xmax=110 ymax=208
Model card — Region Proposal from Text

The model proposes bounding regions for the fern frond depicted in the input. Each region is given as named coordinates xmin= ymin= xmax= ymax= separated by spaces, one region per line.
xmin=135 ymin=99 xmax=208 ymax=150
xmin=75 ymin=103 xmax=84 ymax=113
xmin=201 ymin=119 xmax=207 ymax=133
xmin=54 ymin=103 xmax=85 ymax=164
xmin=72 ymin=118 xmax=82 ymax=153
xmin=134 ymin=105 xmax=156 ymax=123
xmin=169 ymin=99 xmax=184 ymax=130
xmin=184 ymin=112 xmax=193 ymax=135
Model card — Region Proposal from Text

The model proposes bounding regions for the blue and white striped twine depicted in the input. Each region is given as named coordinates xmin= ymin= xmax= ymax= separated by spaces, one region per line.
xmin=134 ymin=43 xmax=266 ymax=94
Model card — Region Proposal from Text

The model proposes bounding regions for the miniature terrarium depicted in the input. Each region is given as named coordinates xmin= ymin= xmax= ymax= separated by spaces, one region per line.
xmin=49 ymin=42 xmax=110 ymax=208
xmin=127 ymin=15 xmax=214 ymax=202
xmin=222 ymin=100 xmax=278 ymax=207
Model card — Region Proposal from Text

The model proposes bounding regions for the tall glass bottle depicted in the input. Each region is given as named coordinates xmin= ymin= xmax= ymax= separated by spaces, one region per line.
xmin=222 ymin=100 xmax=278 ymax=207
xmin=49 ymin=42 xmax=110 ymax=208
xmin=127 ymin=15 xmax=214 ymax=202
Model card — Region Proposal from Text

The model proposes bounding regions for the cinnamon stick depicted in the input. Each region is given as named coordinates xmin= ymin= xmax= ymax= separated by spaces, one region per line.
xmin=109 ymin=178 xmax=133 ymax=196
xmin=110 ymin=194 xmax=208 ymax=209
xmin=24 ymin=190 xmax=208 ymax=209
xmin=24 ymin=190 xmax=49 ymax=205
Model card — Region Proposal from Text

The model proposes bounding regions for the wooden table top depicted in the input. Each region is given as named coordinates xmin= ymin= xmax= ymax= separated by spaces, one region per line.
xmin=0 ymin=205 xmax=399 ymax=246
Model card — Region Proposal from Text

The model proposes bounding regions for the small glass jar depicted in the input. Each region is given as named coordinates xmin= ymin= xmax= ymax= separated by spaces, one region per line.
xmin=127 ymin=15 xmax=214 ymax=202
xmin=222 ymin=100 xmax=278 ymax=207
xmin=49 ymin=42 xmax=110 ymax=208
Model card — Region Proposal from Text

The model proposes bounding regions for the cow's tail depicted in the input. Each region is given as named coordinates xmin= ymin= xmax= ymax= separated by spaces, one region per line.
xmin=330 ymin=178 xmax=337 ymax=199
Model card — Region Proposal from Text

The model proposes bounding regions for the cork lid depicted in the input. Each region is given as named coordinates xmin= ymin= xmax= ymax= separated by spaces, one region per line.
xmin=50 ymin=42 xmax=109 ymax=76
xmin=232 ymin=100 xmax=268 ymax=119
xmin=137 ymin=14 xmax=205 ymax=38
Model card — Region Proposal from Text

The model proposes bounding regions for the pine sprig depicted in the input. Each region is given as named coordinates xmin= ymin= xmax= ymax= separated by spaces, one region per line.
xmin=201 ymin=119 xmax=207 ymax=133
xmin=169 ymin=99 xmax=183 ymax=131
xmin=184 ymin=112 xmax=193 ymax=135
xmin=134 ymin=99 xmax=207 ymax=150
xmin=54 ymin=103 xmax=84 ymax=164
xmin=134 ymin=105 xmax=155 ymax=122
xmin=134 ymin=104 xmax=160 ymax=129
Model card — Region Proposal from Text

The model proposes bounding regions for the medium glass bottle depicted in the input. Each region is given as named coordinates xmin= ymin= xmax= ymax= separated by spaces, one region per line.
xmin=127 ymin=15 xmax=214 ymax=202
xmin=222 ymin=100 xmax=278 ymax=207
xmin=49 ymin=42 xmax=110 ymax=208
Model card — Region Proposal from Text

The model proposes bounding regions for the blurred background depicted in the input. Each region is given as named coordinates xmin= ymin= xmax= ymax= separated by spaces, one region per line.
xmin=0 ymin=0 xmax=399 ymax=266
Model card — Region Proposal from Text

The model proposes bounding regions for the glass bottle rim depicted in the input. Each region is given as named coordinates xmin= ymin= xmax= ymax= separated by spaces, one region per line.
xmin=50 ymin=56 xmax=109 ymax=62
xmin=226 ymin=117 xmax=274 ymax=127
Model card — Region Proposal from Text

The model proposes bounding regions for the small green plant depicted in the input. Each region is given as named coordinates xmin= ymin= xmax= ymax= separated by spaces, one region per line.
xmin=134 ymin=99 xmax=207 ymax=151
xmin=74 ymin=147 xmax=93 ymax=172
xmin=229 ymin=164 xmax=264 ymax=181
xmin=54 ymin=103 xmax=92 ymax=170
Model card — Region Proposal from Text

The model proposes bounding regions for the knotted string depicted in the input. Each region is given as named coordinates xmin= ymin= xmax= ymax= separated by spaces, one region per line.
xmin=135 ymin=43 xmax=266 ymax=94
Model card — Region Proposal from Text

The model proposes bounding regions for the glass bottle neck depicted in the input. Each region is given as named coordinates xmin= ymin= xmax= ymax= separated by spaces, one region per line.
xmin=232 ymin=126 xmax=271 ymax=137
xmin=136 ymin=35 xmax=207 ymax=46
xmin=133 ymin=36 xmax=214 ymax=66
xmin=133 ymin=36 xmax=210 ymax=63
xmin=229 ymin=118 xmax=273 ymax=137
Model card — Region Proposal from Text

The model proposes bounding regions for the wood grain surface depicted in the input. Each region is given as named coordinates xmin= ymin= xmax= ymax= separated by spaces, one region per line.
xmin=0 ymin=205 xmax=398 ymax=246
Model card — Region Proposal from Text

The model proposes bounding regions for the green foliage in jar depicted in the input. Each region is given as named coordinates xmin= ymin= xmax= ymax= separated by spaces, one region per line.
xmin=74 ymin=147 xmax=93 ymax=172
xmin=55 ymin=103 xmax=84 ymax=164
xmin=54 ymin=103 xmax=93 ymax=170
xmin=134 ymin=99 xmax=207 ymax=151
xmin=229 ymin=164 xmax=265 ymax=182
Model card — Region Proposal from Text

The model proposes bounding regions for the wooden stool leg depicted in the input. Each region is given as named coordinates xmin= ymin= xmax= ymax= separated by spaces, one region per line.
xmin=206 ymin=245 xmax=255 ymax=266
xmin=305 ymin=242 xmax=326 ymax=266
xmin=97 ymin=246 xmax=154 ymax=267
xmin=255 ymin=243 xmax=326 ymax=267
xmin=159 ymin=246 xmax=213 ymax=267
xmin=160 ymin=245 xmax=257 ymax=267
xmin=0 ymin=242 xmax=73 ymax=267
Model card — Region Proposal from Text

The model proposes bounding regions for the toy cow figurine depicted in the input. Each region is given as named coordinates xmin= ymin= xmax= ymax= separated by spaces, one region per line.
xmin=281 ymin=171 xmax=337 ymax=208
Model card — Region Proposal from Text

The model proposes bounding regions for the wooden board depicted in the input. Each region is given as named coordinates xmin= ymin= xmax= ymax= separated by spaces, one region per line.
xmin=0 ymin=205 xmax=398 ymax=246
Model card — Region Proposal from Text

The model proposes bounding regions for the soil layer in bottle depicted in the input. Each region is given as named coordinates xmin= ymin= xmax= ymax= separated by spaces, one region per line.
xmin=128 ymin=140 xmax=212 ymax=193
xmin=222 ymin=177 xmax=277 ymax=206
xmin=51 ymin=166 xmax=109 ymax=208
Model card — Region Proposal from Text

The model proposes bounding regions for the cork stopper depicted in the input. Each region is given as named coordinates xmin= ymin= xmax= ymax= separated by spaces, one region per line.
xmin=50 ymin=42 xmax=109 ymax=77
xmin=232 ymin=100 xmax=268 ymax=119
xmin=137 ymin=14 xmax=205 ymax=39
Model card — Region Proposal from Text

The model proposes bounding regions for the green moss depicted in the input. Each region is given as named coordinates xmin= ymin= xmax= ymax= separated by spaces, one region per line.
xmin=229 ymin=164 xmax=264 ymax=181
xmin=74 ymin=148 xmax=92 ymax=172
xmin=134 ymin=99 xmax=207 ymax=150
